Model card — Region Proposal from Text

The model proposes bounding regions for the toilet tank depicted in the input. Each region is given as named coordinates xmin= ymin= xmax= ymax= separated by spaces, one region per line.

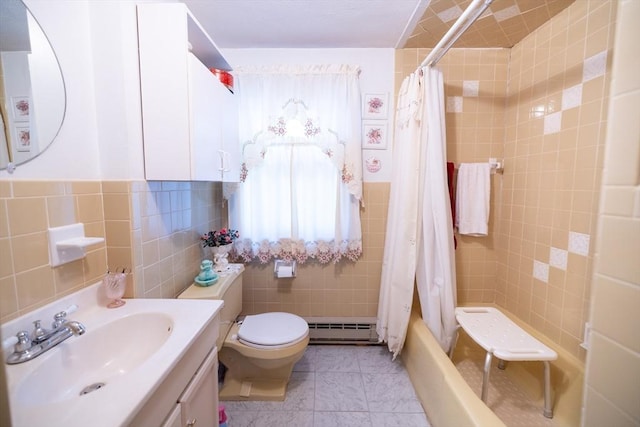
xmin=178 ymin=264 xmax=244 ymax=350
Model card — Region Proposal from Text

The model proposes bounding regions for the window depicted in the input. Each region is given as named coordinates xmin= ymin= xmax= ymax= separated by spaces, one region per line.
xmin=226 ymin=65 xmax=363 ymax=264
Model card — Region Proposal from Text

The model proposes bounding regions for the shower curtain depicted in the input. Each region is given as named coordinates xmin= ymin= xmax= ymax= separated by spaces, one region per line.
xmin=376 ymin=67 xmax=457 ymax=358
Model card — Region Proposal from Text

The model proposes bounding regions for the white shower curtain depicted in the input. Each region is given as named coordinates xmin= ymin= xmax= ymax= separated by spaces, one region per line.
xmin=376 ymin=67 xmax=457 ymax=358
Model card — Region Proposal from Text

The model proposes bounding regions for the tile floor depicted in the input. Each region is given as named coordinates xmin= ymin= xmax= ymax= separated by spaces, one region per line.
xmin=221 ymin=344 xmax=431 ymax=427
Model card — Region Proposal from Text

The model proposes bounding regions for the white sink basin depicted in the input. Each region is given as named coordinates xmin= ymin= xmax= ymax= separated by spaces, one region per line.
xmin=2 ymin=282 xmax=223 ymax=427
xmin=14 ymin=312 xmax=173 ymax=406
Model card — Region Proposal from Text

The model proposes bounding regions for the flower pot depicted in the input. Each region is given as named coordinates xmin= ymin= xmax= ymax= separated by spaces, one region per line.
xmin=210 ymin=244 xmax=232 ymax=271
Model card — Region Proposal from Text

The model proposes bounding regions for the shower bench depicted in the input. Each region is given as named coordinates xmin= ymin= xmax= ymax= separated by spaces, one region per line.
xmin=453 ymin=307 xmax=558 ymax=418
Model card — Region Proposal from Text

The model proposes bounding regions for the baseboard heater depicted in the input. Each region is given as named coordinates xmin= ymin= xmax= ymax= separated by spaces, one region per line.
xmin=305 ymin=317 xmax=380 ymax=344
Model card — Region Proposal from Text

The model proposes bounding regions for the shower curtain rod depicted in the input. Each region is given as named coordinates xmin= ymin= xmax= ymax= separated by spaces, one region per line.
xmin=417 ymin=0 xmax=494 ymax=71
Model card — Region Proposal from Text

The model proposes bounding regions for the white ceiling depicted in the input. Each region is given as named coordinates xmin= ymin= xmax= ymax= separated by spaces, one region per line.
xmin=182 ymin=0 xmax=431 ymax=49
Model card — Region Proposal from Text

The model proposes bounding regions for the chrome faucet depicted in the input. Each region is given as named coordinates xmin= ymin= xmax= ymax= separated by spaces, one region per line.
xmin=6 ymin=310 xmax=86 ymax=365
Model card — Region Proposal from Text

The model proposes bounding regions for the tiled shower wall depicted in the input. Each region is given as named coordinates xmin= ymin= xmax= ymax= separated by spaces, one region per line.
xmin=395 ymin=48 xmax=509 ymax=306
xmin=499 ymin=0 xmax=616 ymax=360
xmin=396 ymin=0 xmax=616 ymax=360
xmin=0 ymin=179 xmax=224 ymax=322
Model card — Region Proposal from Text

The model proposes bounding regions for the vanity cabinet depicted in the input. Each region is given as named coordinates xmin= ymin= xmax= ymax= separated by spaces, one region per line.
xmin=178 ymin=346 xmax=219 ymax=427
xmin=161 ymin=405 xmax=182 ymax=427
xmin=137 ymin=3 xmax=239 ymax=182
xmin=129 ymin=310 xmax=220 ymax=427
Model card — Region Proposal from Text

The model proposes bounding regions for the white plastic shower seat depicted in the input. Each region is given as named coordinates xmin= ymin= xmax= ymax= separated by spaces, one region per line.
xmin=454 ymin=307 xmax=558 ymax=419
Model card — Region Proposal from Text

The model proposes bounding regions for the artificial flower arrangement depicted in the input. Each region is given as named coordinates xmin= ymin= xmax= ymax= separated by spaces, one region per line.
xmin=201 ymin=228 xmax=239 ymax=247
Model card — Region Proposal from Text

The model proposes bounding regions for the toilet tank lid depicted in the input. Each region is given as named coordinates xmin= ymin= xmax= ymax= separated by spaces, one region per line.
xmin=177 ymin=265 xmax=244 ymax=300
xmin=238 ymin=312 xmax=308 ymax=346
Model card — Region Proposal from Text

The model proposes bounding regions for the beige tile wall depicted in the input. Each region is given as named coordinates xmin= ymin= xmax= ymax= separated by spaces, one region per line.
xmin=0 ymin=179 xmax=225 ymax=322
xmin=239 ymin=182 xmax=389 ymax=319
xmin=395 ymin=48 xmax=509 ymax=306
xmin=0 ymin=180 xmax=107 ymax=322
xmin=583 ymin=0 xmax=640 ymax=424
xmin=396 ymin=0 xmax=617 ymax=360
xmin=127 ymin=180 xmax=225 ymax=299
xmin=500 ymin=0 xmax=616 ymax=360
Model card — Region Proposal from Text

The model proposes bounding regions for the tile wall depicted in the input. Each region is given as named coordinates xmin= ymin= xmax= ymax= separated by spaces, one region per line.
xmin=240 ymin=182 xmax=389 ymax=319
xmin=396 ymin=0 xmax=617 ymax=360
xmin=583 ymin=0 xmax=640 ymax=424
xmin=499 ymin=0 xmax=616 ymax=360
xmin=0 ymin=179 xmax=224 ymax=322
xmin=0 ymin=180 xmax=107 ymax=321
xmin=103 ymin=180 xmax=224 ymax=300
xmin=395 ymin=48 xmax=509 ymax=306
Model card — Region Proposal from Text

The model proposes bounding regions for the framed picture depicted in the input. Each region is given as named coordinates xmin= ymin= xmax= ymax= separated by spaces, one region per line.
xmin=362 ymin=120 xmax=388 ymax=150
xmin=11 ymin=96 xmax=30 ymax=121
xmin=15 ymin=124 xmax=31 ymax=152
xmin=363 ymin=93 xmax=388 ymax=119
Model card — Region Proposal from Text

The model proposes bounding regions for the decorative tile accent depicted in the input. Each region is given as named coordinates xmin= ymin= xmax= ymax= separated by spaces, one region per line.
xmin=543 ymin=111 xmax=562 ymax=134
xmin=493 ymin=5 xmax=521 ymax=22
xmin=437 ymin=5 xmax=463 ymax=23
xmin=533 ymin=260 xmax=550 ymax=283
xmin=583 ymin=51 xmax=607 ymax=83
xmin=446 ymin=96 xmax=463 ymax=113
xmin=568 ymin=231 xmax=591 ymax=256
xmin=463 ymin=80 xmax=480 ymax=97
xmin=549 ymin=247 xmax=568 ymax=270
xmin=562 ymin=84 xmax=583 ymax=111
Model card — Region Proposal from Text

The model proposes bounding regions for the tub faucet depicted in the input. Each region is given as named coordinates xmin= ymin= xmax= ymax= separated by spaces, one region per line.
xmin=5 ymin=310 xmax=86 ymax=365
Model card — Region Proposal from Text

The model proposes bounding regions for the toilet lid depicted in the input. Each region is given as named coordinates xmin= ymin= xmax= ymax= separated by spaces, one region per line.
xmin=238 ymin=312 xmax=308 ymax=347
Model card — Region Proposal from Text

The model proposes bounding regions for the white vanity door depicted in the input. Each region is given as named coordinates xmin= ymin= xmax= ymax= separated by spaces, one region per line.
xmin=161 ymin=404 xmax=182 ymax=427
xmin=179 ymin=347 xmax=219 ymax=427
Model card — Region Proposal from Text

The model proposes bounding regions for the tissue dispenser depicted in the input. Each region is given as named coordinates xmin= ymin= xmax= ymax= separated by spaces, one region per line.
xmin=274 ymin=259 xmax=296 ymax=278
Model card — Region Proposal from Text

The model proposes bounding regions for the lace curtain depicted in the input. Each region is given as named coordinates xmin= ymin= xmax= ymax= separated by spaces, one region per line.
xmin=226 ymin=65 xmax=363 ymax=264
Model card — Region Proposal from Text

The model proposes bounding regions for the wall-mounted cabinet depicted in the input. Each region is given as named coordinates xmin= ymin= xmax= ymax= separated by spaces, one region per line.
xmin=137 ymin=3 xmax=239 ymax=182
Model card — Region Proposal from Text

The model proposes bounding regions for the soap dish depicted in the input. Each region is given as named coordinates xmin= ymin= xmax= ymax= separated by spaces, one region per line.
xmin=194 ymin=275 xmax=219 ymax=287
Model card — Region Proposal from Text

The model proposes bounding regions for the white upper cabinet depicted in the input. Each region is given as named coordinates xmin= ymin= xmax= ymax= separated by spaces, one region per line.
xmin=137 ymin=3 xmax=239 ymax=182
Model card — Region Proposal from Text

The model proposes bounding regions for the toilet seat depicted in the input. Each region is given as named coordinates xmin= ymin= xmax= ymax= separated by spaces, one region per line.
xmin=238 ymin=312 xmax=308 ymax=349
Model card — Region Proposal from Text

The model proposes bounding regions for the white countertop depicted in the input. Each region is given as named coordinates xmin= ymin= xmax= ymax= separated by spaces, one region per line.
xmin=2 ymin=282 xmax=223 ymax=427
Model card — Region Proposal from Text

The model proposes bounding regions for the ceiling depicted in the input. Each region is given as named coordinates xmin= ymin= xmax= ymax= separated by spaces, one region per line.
xmin=183 ymin=0 xmax=575 ymax=50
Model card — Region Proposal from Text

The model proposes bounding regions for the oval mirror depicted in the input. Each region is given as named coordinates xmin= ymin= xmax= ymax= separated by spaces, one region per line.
xmin=0 ymin=0 xmax=66 ymax=172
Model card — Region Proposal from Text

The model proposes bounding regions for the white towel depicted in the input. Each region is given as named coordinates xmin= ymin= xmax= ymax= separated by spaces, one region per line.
xmin=455 ymin=163 xmax=491 ymax=236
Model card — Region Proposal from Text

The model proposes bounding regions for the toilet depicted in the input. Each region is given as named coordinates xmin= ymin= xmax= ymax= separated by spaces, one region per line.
xmin=178 ymin=264 xmax=309 ymax=401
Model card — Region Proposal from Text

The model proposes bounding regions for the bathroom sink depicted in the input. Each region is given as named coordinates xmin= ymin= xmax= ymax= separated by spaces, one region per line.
xmin=14 ymin=312 xmax=173 ymax=406
xmin=2 ymin=282 xmax=224 ymax=427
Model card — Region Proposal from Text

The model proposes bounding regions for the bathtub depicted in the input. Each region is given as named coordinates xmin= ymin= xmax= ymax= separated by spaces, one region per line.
xmin=401 ymin=305 xmax=584 ymax=426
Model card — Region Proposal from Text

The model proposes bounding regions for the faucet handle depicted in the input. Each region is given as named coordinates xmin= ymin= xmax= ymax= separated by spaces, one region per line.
xmin=32 ymin=320 xmax=47 ymax=341
xmin=14 ymin=331 xmax=31 ymax=353
xmin=52 ymin=311 xmax=67 ymax=329
xmin=51 ymin=305 xmax=78 ymax=329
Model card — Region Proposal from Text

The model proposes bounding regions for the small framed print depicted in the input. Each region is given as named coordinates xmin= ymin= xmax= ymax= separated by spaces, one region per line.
xmin=15 ymin=124 xmax=31 ymax=152
xmin=363 ymin=93 xmax=388 ymax=119
xmin=11 ymin=96 xmax=30 ymax=121
xmin=362 ymin=120 xmax=388 ymax=150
